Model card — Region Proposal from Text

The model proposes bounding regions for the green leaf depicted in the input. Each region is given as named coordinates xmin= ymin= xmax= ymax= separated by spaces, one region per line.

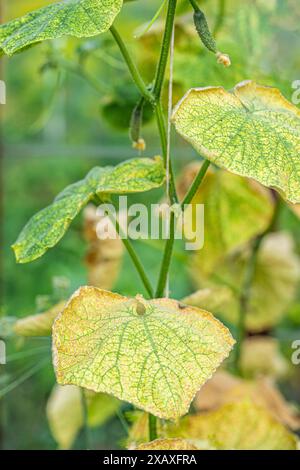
xmin=168 ymin=401 xmax=298 ymax=450
xmin=12 ymin=157 xmax=165 ymax=263
xmin=14 ymin=301 xmax=66 ymax=336
xmin=53 ymin=287 xmax=234 ymax=420
xmin=0 ymin=0 xmax=123 ymax=56
xmin=172 ymin=80 xmax=300 ymax=203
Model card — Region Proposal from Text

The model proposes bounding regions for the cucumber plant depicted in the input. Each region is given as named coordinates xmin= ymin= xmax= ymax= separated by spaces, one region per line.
xmin=1 ymin=0 xmax=300 ymax=450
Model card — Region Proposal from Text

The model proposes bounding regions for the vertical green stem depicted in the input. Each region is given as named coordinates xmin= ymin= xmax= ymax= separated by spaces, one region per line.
xmin=154 ymin=102 xmax=178 ymax=205
xmin=110 ymin=209 xmax=154 ymax=298
xmin=233 ymin=195 xmax=281 ymax=374
xmin=80 ymin=388 xmax=92 ymax=450
xmin=148 ymin=413 xmax=158 ymax=441
xmin=155 ymin=160 xmax=211 ymax=298
xmin=233 ymin=235 xmax=262 ymax=375
xmin=153 ymin=0 xmax=178 ymax=100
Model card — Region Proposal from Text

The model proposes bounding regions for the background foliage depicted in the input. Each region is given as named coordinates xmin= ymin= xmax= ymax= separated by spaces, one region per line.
xmin=1 ymin=0 xmax=300 ymax=449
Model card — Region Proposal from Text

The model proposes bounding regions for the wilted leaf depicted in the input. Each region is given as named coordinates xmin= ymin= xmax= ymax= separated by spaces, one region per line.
xmin=47 ymin=384 xmax=83 ymax=450
xmin=83 ymin=205 xmax=124 ymax=290
xmin=53 ymin=286 xmax=234 ymax=420
xmin=135 ymin=438 xmax=199 ymax=450
xmin=14 ymin=301 xmax=66 ymax=337
xmin=172 ymin=80 xmax=300 ymax=203
xmin=240 ymin=336 xmax=290 ymax=379
xmin=192 ymin=232 xmax=300 ymax=332
xmin=169 ymin=401 xmax=298 ymax=450
xmin=195 ymin=371 xmax=300 ymax=430
xmin=179 ymin=166 xmax=274 ymax=275
xmin=12 ymin=157 xmax=165 ymax=263
xmin=0 ymin=0 xmax=123 ymax=56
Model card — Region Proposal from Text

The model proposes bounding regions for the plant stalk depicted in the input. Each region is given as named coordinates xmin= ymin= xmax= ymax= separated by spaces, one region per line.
xmin=148 ymin=413 xmax=158 ymax=441
xmin=181 ymin=159 xmax=210 ymax=207
xmin=233 ymin=194 xmax=281 ymax=374
xmin=113 ymin=213 xmax=154 ymax=298
xmin=110 ymin=25 xmax=155 ymax=105
xmin=153 ymin=0 xmax=178 ymax=100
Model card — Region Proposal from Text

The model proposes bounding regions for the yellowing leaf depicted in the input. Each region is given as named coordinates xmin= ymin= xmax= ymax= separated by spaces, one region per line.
xmin=172 ymin=81 xmax=300 ymax=203
xmin=53 ymin=286 xmax=234 ymax=420
xmin=12 ymin=157 xmax=165 ymax=263
xmin=192 ymin=232 xmax=300 ymax=332
xmin=182 ymin=286 xmax=233 ymax=314
xmin=180 ymin=166 xmax=274 ymax=275
xmin=0 ymin=0 xmax=123 ymax=56
xmin=194 ymin=371 xmax=300 ymax=430
xmin=13 ymin=301 xmax=66 ymax=337
xmin=46 ymin=384 xmax=83 ymax=450
xmin=240 ymin=336 xmax=290 ymax=379
xmin=135 ymin=438 xmax=199 ymax=450
xmin=169 ymin=401 xmax=298 ymax=450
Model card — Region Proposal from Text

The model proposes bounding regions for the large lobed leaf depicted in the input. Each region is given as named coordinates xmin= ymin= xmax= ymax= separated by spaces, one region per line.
xmin=52 ymin=286 xmax=234 ymax=420
xmin=12 ymin=157 xmax=165 ymax=263
xmin=0 ymin=0 xmax=123 ymax=56
xmin=172 ymin=80 xmax=300 ymax=203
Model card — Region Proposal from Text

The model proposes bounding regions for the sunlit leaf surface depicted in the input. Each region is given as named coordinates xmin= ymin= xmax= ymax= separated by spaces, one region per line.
xmin=0 ymin=0 xmax=123 ymax=56
xmin=53 ymin=286 xmax=234 ymax=419
xmin=172 ymin=81 xmax=300 ymax=203
xmin=12 ymin=157 xmax=165 ymax=263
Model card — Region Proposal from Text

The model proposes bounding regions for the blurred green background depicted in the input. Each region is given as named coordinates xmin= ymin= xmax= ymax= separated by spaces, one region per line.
xmin=1 ymin=0 xmax=300 ymax=449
